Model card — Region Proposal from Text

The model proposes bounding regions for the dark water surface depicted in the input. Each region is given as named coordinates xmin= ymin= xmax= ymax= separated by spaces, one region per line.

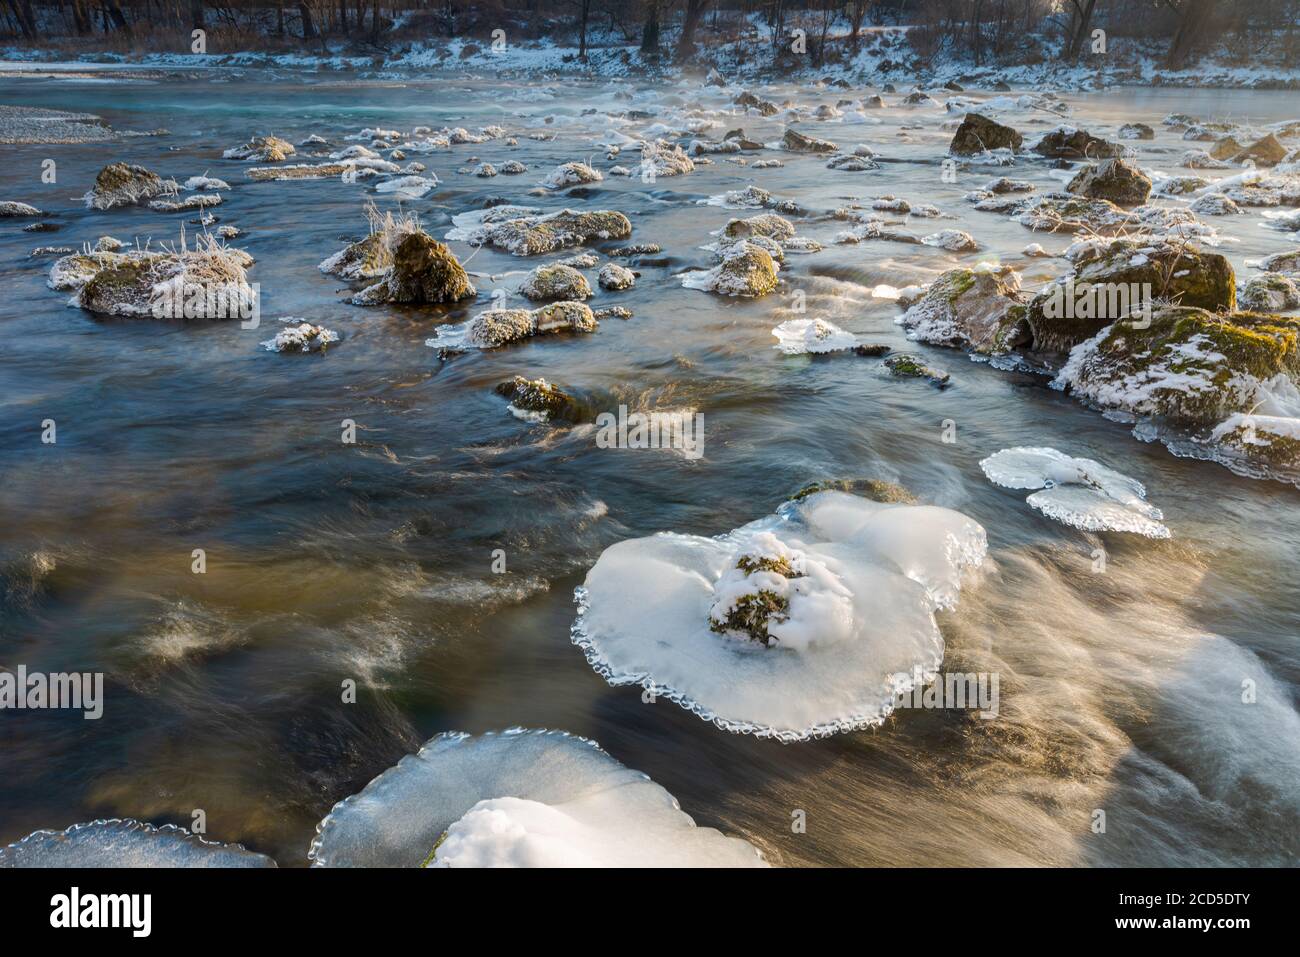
xmin=1 ymin=68 xmax=1297 ymax=866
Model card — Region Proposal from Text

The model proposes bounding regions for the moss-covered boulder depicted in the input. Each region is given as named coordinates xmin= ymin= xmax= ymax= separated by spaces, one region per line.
xmin=83 ymin=163 xmax=176 ymax=210
xmin=1066 ymin=158 xmax=1152 ymax=206
xmin=1024 ymin=242 xmax=1236 ymax=353
xmin=519 ymin=263 xmax=592 ymax=301
xmin=1055 ymin=306 xmax=1300 ymax=428
xmin=353 ymin=232 xmax=475 ymax=305
xmin=949 ymin=113 xmax=1023 ymax=155
xmin=1229 ymin=133 xmax=1287 ymax=167
xmin=1033 ymin=127 xmax=1125 ymax=160
xmin=900 ymin=264 xmax=1029 ymax=354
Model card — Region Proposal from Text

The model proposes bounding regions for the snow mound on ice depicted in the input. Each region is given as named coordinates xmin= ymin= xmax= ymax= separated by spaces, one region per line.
xmin=571 ymin=491 xmax=988 ymax=740
xmin=308 ymin=729 xmax=766 ymax=867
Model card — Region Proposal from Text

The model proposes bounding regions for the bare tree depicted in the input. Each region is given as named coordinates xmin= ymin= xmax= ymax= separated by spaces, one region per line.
xmin=640 ymin=0 xmax=660 ymax=53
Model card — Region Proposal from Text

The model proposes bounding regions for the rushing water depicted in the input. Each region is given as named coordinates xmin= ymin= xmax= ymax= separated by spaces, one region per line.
xmin=1 ymin=66 xmax=1297 ymax=867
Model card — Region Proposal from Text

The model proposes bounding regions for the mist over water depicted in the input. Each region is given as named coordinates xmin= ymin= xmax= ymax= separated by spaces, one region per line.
xmin=1 ymin=68 xmax=1297 ymax=866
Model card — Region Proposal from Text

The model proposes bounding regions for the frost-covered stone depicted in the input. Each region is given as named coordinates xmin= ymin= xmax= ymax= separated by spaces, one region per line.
xmin=1240 ymin=273 xmax=1300 ymax=312
xmin=1033 ymin=126 xmax=1126 ymax=159
xmin=519 ymin=263 xmax=592 ymax=301
xmin=948 ymin=113 xmax=1023 ymax=155
xmin=781 ymin=129 xmax=837 ymax=153
xmin=448 ymin=207 xmax=632 ymax=256
xmin=921 ymin=229 xmax=979 ymax=252
xmin=1024 ymin=241 xmax=1235 ymax=353
xmin=541 ymin=162 xmax=602 ymax=189
xmin=1067 ymin=158 xmax=1152 ymax=206
xmin=83 ymin=163 xmax=176 ymax=210
xmin=0 ymin=201 xmax=42 ymax=217
xmin=899 ymin=264 xmax=1028 ymax=354
xmin=682 ymin=241 xmax=779 ymax=298
xmin=223 ymin=135 xmax=295 ymax=162
xmin=51 ymin=236 xmax=256 ymax=319
xmin=262 ymin=320 xmax=339 ymax=353
xmin=597 ymin=263 xmax=636 ymax=291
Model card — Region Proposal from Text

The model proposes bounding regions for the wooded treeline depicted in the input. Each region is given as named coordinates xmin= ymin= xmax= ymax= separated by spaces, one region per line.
xmin=3 ymin=0 xmax=1298 ymax=70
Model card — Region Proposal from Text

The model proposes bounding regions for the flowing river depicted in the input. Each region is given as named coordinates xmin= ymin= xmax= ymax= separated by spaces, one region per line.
xmin=0 ymin=65 xmax=1297 ymax=866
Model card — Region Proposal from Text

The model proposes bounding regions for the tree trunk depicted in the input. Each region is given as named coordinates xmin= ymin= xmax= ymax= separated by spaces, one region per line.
xmin=104 ymin=0 xmax=131 ymax=33
xmin=71 ymin=0 xmax=91 ymax=33
xmin=189 ymin=0 xmax=202 ymax=30
xmin=639 ymin=0 xmax=660 ymax=54
xmin=578 ymin=0 xmax=589 ymax=59
xmin=6 ymin=0 xmax=36 ymax=37
xmin=1064 ymin=0 xmax=1098 ymax=61
xmin=1165 ymin=0 xmax=1214 ymax=68
xmin=299 ymin=0 xmax=316 ymax=38
xmin=678 ymin=0 xmax=707 ymax=57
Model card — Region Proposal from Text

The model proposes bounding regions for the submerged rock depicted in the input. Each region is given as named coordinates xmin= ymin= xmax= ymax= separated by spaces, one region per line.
xmin=899 ymin=264 xmax=1029 ymax=354
xmin=949 ymin=113 xmax=1023 ymax=155
xmin=790 ymin=479 xmax=916 ymax=505
xmin=353 ymin=231 xmax=475 ymax=305
xmin=519 ymin=263 xmax=592 ymax=301
xmin=83 ymin=163 xmax=176 ymax=210
xmin=494 ymin=375 xmax=580 ymax=421
xmin=884 ymin=353 xmax=950 ymax=386
xmin=1066 ymin=158 xmax=1152 ymax=206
